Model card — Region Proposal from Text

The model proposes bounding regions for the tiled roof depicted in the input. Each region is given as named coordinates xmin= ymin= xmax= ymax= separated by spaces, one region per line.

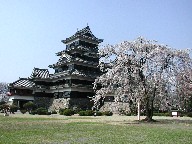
xmin=10 ymin=78 xmax=34 ymax=88
xmin=56 ymin=46 xmax=98 ymax=56
xmin=49 ymin=56 xmax=98 ymax=68
xmin=62 ymin=26 xmax=103 ymax=44
xmin=58 ymin=53 xmax=72 ymax=62
xmin=49 ymin=69 xmax=98 ymax=79
xmin=66 ymin=46 xmax=99 ymax=54
xmin=49 ymin=71 xmax=70 ymax=79
xmin=72 ymin=69 xmax=98 ymax=78
xmin=30 ymin=68 xmax=50 ymax=79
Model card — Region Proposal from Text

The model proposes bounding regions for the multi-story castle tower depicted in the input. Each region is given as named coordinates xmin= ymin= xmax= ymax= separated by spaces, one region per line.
xmin=48 ymin=26 xmax=103 ymax=110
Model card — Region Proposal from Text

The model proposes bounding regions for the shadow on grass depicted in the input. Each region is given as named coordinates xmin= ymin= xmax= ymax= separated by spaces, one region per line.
xmin=155 ymin=119 xmax=192 ymax=124
xmin=114 ymin=116 xmax=192 ymax=125
xmin=130 ymin=118 xmax=192 ymax=125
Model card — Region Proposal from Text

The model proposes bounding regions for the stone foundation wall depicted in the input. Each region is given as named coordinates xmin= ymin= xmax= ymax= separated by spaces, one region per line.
xmin=34 ymin=96 xmax=93 ymax=111
xmin=69 ymin=98 xmax=93 ymax=110
xmin=49 ymin=98 xmax=92 ymax=111
xmin=49 ymin=98 xmax=70 ymax=111
xmin=34 ymin=96 xmax=132 ymax=114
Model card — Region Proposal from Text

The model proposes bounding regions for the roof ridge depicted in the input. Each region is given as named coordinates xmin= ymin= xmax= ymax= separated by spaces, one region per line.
xmin=62 ymin=26 xmax=103 ymax=44
xmin=34 ymin=67 xmax=49 ymax=71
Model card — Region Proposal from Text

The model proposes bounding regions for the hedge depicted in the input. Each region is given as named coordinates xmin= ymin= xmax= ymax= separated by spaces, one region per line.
xmin=103 ymin=111 xmax=113 ymax=116
xmin=63 ymin=109 xmax=74 ymax=116
xmin=78 ymin=110 xmax=94 ymax=116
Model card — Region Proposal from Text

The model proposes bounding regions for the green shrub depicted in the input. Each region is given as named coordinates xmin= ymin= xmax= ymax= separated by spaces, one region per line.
xmin=51 ymin=110 xmax=57 ymax=114
xmin=0 ymin=101 xmax=6 ymax=105
xmin=10 ymin=105 xmax=18 ymax=113
xmin=153 ymin=113 xmax=162 ymax=116
xmin=23 ymin=101 xmax=36 ymax=112
xmin=36 ymin=107 xmax=48 ymax=115
xmin=30 ymin=110 xmax=37 ymax=115
xmin=125 ymin=113 xmax=132 ymax=116
xmin=0 ymin=104 xmax=9 ymax=113
xmin=103 ymin=111 xmax=113 ymax=116
xmin=85 ymin=110 xmax=94 ymax=116
xmin=78 ymin=110 xmax=86 ymax=116
xmin=2 ymin=104 xmax=9 ymax=110
xmin=96 ymin=111 xmax=103 ymax=116
xmin=78 ymin=110 xmax=94 ymax=116
xmin=46 ymin=112 xmax=52 ymax=115
xmin=119 ymin=110 xmax=132 ymax=116
xmin=63 ymin=109 xmax=74 ymax=116
xmin=73 ymin=108 xmax=81 ymax=114
xmin=153 ymin=112 xmax=170 ymax=117
xmin=59 ymin=108 xmax=65 ymax=115
xmin=140 ymin=112 xmax=145 ymax=116
xmin=165 ymin=112 xmax=171 ymax=117
xmin=180 ymin=112 xmax=188 ymax=117
xmin=0 ymin=105 xmax=3 ymax=111
xmin=20 ymin=109 xmax=27 ymax=114
xmin=187 ymin=112 xmax=192 ymax=117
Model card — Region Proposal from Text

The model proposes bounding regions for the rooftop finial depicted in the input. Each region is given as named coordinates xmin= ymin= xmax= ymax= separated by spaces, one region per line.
xmin=77 ymin=28 xmax=78 ymax=31
xmin=87 ymin=23 xmax=89 ymax=27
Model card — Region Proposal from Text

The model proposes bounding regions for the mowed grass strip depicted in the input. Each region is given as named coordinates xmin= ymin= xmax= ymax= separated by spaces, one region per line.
xmin=0 ymin=116 xmax=192 ymax=144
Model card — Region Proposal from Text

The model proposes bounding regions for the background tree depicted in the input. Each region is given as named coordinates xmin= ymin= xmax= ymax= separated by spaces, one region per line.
xmin=0 ymin=82 xmax=9 ymax=103
xmin=93 ymin=37 xmax=191 ymax=121
xmin=175 ymin=66 xmax=192 ymax=112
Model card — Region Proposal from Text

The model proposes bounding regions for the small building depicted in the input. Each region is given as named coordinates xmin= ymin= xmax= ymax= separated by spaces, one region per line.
xmin=8 ymin=78 xmax=34 ymax=109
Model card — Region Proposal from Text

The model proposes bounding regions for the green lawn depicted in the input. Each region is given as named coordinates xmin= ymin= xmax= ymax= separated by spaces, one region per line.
xmin=0 ymin=115 xmax=192 ymax=144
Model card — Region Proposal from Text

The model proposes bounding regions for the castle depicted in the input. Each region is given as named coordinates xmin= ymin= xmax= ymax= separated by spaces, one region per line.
xmin=8 ymin=26 xmax=103 ymax=111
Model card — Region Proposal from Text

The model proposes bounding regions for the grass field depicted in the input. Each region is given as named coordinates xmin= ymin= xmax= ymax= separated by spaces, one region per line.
xmin=0 ymin=114 xmax=192 ymax=144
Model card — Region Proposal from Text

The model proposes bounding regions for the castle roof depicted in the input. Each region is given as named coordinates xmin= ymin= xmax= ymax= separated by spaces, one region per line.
xmin=9 ymin=78 xmax=35 ymax=88
xmin=48 ymin=55 xmax=98 ymax=68
xmin=49 ymin=69 xmax=98 ymax=79
xmin=61 ymin=26 xmax=103 ymax=44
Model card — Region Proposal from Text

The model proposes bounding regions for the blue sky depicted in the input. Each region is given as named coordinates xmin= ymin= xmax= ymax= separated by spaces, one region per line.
xmin=0 ymin=0 xmax=192 ymax=83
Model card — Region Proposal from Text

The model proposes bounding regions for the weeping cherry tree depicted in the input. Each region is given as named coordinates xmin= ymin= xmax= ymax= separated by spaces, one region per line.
xmin=93 ymin=37 xmax=191 ymax=122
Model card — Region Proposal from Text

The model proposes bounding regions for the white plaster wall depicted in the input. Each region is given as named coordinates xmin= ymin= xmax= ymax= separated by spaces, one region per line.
xmin=8 ymin=95 xmax=34 ymax=101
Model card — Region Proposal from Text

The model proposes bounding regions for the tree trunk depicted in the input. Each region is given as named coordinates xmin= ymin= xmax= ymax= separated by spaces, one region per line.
xmin=144 ymin=98 xmax=153 ymax=122
xmin=150 ymin=99 xmax=154 ymax=119
xmin=144 ymin=87 xmax=156 ymax=122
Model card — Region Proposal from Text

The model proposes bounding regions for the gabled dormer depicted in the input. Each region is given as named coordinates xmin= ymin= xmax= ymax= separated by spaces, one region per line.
xmin=30 ymin=68 xmax=50 ymax=80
